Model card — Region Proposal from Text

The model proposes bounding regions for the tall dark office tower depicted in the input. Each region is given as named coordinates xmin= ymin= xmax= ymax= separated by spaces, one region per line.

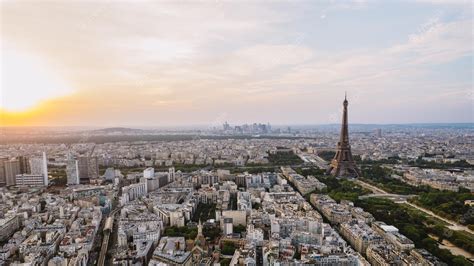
xmin=18 ymin=156 xmax=31 ymax=174
xmin=87 ymin=156 xmax=99 ymax=179
xmin=327 ymin=94 xmax=361 ymax=178
xmin=77 ymin=156 xmax=90 ymax=184
xmin=77 ymin=156 xmax=99 ymax=184
xmin=0 ymin=158 xmax=7 ymax=186
xmin=4 ymin=159 xmax=21 ymax=186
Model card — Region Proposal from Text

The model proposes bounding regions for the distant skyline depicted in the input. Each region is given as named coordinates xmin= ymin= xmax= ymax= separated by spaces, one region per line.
xmin=1 ymin=0 xmax=473 ymax=127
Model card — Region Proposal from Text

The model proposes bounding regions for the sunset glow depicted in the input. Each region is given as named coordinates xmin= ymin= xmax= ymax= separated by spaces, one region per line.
xmin=1 ymin=47 xmax=73 ymax=112
xmin=0 ymin=1 xmax=472 ymax=127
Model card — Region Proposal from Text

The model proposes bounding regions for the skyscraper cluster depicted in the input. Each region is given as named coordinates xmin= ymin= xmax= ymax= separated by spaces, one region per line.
xmin=66 ymin=153 xmax=99 ymax=185
xmin=0 ymin=152 xmax=48 ymax=187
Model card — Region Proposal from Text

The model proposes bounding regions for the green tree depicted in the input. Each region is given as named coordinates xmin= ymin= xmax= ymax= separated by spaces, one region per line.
xmin=222 ymin=242 xmax=236 ymax=255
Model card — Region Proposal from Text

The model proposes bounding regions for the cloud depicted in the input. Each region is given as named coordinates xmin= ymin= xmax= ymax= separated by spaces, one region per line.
xmin=118 ymin=38 xmax=195 ymax=63
xmin=415 ymin=0 xmax=471 ymax=5
xmin=263 ymin=17 xmax=473 ymax=91
xmin=1 ymin=1 xmax=472 ymax=125
xmin=387 ymin=19 xmax=473 ymax=65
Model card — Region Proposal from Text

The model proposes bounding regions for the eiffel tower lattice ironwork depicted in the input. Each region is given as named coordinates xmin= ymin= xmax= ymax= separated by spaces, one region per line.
xmin=327 ymin=94 xmax=361 ymax=178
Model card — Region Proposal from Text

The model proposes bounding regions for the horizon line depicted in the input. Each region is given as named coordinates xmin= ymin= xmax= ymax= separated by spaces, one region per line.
xmin=1 ymin=122 xmax=473 ymax=129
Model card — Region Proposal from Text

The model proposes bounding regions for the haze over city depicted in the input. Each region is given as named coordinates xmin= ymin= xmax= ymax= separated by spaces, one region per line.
xmin=0 ymin=2 xmax=474 ymax=266
xmin=1 ymin=0 xmax=473 ymax=127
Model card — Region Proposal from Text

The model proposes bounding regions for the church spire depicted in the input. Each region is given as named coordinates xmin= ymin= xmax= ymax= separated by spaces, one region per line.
xmin=197 ymin=219 xmax=203 ymax=237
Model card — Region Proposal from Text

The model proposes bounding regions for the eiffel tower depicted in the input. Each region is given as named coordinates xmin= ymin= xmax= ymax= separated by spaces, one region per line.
xmin=327 ymin=94 xmax=361 ymax=178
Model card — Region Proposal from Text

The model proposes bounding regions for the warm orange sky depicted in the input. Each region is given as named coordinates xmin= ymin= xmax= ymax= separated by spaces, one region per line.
xmin=1 ymin=1 xmax=473 ymax=127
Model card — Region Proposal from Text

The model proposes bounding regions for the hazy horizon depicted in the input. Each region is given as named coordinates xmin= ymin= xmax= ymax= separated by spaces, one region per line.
xmin=1 ymin=1 xmax=473 ymax=126
xmin=1 ymin=122 xmax=472 ymax=131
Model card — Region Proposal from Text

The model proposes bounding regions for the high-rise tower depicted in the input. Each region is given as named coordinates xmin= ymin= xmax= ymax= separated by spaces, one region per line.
xmin=327 ymin=94 xmax=361 ymax=178
xmin=29 ymin=152 xmax=48 ymax=186
xmin=66 ymin=152 xmax=79 ymax=185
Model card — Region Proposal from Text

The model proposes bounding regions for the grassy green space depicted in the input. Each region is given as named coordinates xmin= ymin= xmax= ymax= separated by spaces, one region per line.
xmin=294 ymin=167 xmax=326 ymax=176
xmin=360 ymin=165 xmax=432 ymax=194
xmin=360 ymin=165 xmax=473 ymax=227
xmin=203 ymin=226 xmax=221 ymax=242
xmin=267 ymin=151 xmax=303 ymax=165
xmin=192 ymin=203 xmax=216 ymax=222
xmin=359 ymin=156 xmax=473 ymax=169
xmin=233 ymin=224 xmax=246 ymax=234
xmin=163 ymin=225 xmax=221 ymax=242
xmin=410 ymin=189 xmax=474 ymax=226
xmin=221 ymin=241 xmax=237 ymax=255
xmin=163 ymin=226 xmax=197 ymax=240
xmin=219 ymin=258 xmax=231 ymax=266
xmin=359 ymin=157 xmax=401 ymax=165
xmin=317 ymin=150 xmax=335 ymax=161
xmin=408 ymin=158 xmax=474 ymax=169
xmin=294 ymin=167 xmax=370 ymax=202
xmin=429 ymin=224 xmax=474 ymax=255
xmin=318 ymin=175 xmax=371 ymax=202
xmin=356 ymin=198 xmax=472 ymax=266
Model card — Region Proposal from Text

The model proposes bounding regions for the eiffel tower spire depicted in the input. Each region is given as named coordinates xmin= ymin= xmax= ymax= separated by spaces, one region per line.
xmin=327 ymin=94 xmax=361 ymax=178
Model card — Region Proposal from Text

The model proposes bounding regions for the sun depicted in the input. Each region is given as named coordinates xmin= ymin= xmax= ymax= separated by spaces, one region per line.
xmin=0 ymin=47 xmax=73 ymax=112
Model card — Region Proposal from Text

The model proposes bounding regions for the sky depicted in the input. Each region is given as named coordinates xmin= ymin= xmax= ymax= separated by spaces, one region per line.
xmin=0 ymin=0 xmax=473 ymax=127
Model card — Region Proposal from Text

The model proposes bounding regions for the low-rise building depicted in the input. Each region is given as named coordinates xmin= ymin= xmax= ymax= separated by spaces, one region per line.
xmin=0 ymin=216 xmax=20 ymax=242
xmin=150 ymin=237 xmax=192 ymax=266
